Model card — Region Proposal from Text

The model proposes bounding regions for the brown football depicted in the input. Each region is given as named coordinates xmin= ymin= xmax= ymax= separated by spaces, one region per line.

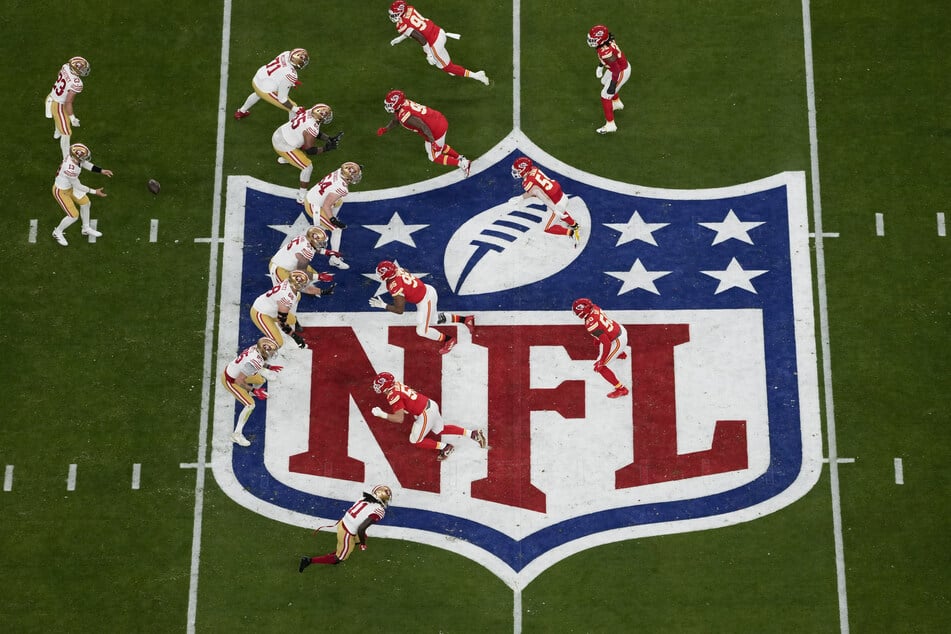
xmin=147 ymin=179 xmax=161 ymax=194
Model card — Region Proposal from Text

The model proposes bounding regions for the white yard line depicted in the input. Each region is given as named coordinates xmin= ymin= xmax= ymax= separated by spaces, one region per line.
xmin=28 ymin=219 xmax=37 ymax=243
xmin=66 ymin=464 xmax=77 ymax=491
xmin=131 ymin=463 xmax=142 ymax=490
xmin=937 ymin=212 xmax=946 ymax=237
xmin=801 ymin=2 xmax=849 ymax=632
xmin=3 ymin=465 xmax=12 ymax=491
xmin=512 ymin=3 xmax=523 ymax=633
xmin=186 ymin=2 xmax=233 ymax=632
xmin=150 ymin=219 xmax=159 ymax=243
xmin=875 ymin=212 xmax=885 ymax=236
xmin=894 ymin=458 xmax=904 ymax=485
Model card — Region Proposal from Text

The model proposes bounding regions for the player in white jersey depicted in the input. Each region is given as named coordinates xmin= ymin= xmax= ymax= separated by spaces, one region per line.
xmin=221 ymin=338 xmax=281 ymax=446
xmin=51 ymin=143 xmax=113 ymax=246
xmin=234 ymin=48 xmax=309 ymax=119
xmin=298 ymin=485 xmax=392 ymax=570
xmin=272 ymin=104 xmax=339 ymax=203
xmin=46 ymin=56 xmax=89 ymax=158
xmin=303 ymin=162 xmax=363 ymax=269
xmin=250 ymin=270 xmax=334 ymax=349
xmin=268 ymin=227 xmax=341 ymax=285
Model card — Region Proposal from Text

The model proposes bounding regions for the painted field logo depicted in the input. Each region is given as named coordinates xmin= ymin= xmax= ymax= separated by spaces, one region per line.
xmin=213 ymin=131 xmax=821 ymax=588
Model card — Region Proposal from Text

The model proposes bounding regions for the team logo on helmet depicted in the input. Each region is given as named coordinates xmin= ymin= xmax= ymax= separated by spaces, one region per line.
xmin=384 ymin=89 xmax=405 ymax=114
xmin=309 ymin=103 xmax=333 ymax=125
xmin=375 ymin=260 xmax=398 ymax=281
xmin=289 ymin=48 xmax=310 ymax=70
xmin=572 ymin=297 xmax=594 ymax=318
xmin=372 ymin=371 xmax=395 ymax=394
xmin=340 ymin=162 xmax=363 ymax=185
xmin=288 ymin=270 xmax=310 ymax=292
xmin=511 ymin=156 xmax=534 ymax=179
xmin=305 ymin=227 xmax=328 ymax=250
xmin=69 ymin=143 xmax=91 ymax=162
xmin=68 ymin=56 xmax=90 ymax=77
xmin=256 ymin=337 xmax=280 ymax=360
xmin=587 ymin=25 xmax=610 ymax=48
xmin=371 ymin=484 xmax=393 ymax=506
xmin=388 ymin=0 xmax=407 ymax=23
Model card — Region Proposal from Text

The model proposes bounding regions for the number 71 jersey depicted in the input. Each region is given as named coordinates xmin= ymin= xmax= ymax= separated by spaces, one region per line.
xmin=341 ymin=497 xmax=386 ymax=534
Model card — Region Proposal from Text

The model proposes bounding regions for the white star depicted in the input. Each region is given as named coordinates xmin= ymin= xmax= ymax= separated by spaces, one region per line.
xmin=268 ymin=213 xmax=314 ymax=249
xmin=605 ymin=211 xmax=670 ymax=246
xmin=606 ymin=259 xmax=672 ymax=295
xmin=698 ymin=210 xmax=765 ymax=245
xmin=362 ymin=259 xmax=430 ymax=296
xmin=701 ymin=258 xmax=768 ymax=294
xmin=363 ymin=212 xmax=429 ymax=248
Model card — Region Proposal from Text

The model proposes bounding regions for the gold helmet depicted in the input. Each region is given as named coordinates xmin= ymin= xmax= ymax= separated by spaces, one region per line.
xmin=256 ymin=337 xmax=280 ymax=360
xmin=288 ymin=269 xmax=310 ymax=292
xmin=289 ymin=48 xmax=309 ymax=70
xmin=305 ymin=227 xmax=328 ymax=249
xmin=68 ymin=56 xmax=90 ymax=77
xmin=371 ymin=484 xmax=392 ymax=506
xmin=69 ymin=143 xmax=91 ymax=162
xmin=340 ymin=162 xmax=363 ymax=185
xmin=309 ymin=103 xmax=333 ymax=125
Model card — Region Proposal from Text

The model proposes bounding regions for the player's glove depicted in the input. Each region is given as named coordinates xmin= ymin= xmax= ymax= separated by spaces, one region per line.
xmin=265 ymin=365 xmax=284 ymax=373
xmin=290 ymin=333 xmax=308 ymax=349
xmin=390 ymin=34 xmax=407 ymax=46
xmin=596 ymin=65 xmax=605 ymax=78
xmin=319 ymin=283 xmax=336 ymax=297
xmin=323 ymin=131 xmax=344 ymax=152
xmin=369 ymin=296 xmax=387 ymax=309
xmin=279 ymin=321 xmax=294 ymax=335
xmin=312 ymin=272 xmax=335 ymax=282
xmin=425 ymin=52 xmax=437 ymax=66
xmin=371 ymin=406 xmax=388 ymax=419
xmin=69 ymin=115 xmax=81 ymax=127
xmin=251 ymin=387 xmax=269 ymax=400
xmin=328 ymin=216 xmax=347 ymax=229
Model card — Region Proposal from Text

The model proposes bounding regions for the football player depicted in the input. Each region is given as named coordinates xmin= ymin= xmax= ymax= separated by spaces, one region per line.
xmin=369 ymin=260 xmax=475 ymax=355
xmin=510 ymin=156 xmax=581 ymax=245
xmin=271 ymin=103 xmax=341 ymax=203
xmin=377 ymin=90 xmax=471 ymax=176
xmin=51 ymin=143 xmax=113 ymax=246
xmin=587 ymin=25 xmax=631 ymax=134
xmin=268 ymin=227 xmax=339 ymax=285
xmin=234 ymin=48 xmax=309 ymax=119
xmin=573 ymin=298 xmax=630 ymax=398
xmin=46 ymin=56 xmax=89 ymax=158
xmin=302 ymin=162 xmax=363 ymax=269
xmin=250 ymin=270 xmax=333 ymax=350
xmin=221 ymin=338 xmax=282 ymax=447
xmin=370 ymin=372 xmax=488 ymax=461
xmin=299 ymin=485 xmax=392 ymax=570
xmin=387 ymin=1 xmax=489 ymax=85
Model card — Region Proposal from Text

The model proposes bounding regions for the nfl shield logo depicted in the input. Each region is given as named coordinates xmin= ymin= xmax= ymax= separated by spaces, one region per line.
xmin=213 ymin=131 xmax=821 ymax=587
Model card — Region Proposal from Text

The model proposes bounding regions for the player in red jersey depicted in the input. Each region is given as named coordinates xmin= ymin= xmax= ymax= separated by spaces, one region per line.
xmin=387 ymin=1 xmax=489 ymax=85
xmin=587 ymin=24 xmax=631 ymax=134
xmin=299 ymin=485 xmax=392 ymax=570
xmin=376 ymin=90 xmax=471 ymax=177
xmin=370 ymin=372 xmax=488 ymax=461
xmin=510 ymin=156 xmax=581 ymax=245
xmin=573 ymin=298 xmax=630 ymax=398
xmin=369 ymin=260 xmax=475 ymax=355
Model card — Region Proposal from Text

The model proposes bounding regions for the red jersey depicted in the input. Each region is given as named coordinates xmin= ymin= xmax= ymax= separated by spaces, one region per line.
xmin=584 ymin=306 xmax=623 ymax=343
xmin=384 ymin=267 xmax=427 ymax=304
xmin=521 ymin=167 xmax=565 ymax=205
xmin=597 ymin=40 xmax=629 ymax=77
xmin=384 ymin=381 xmax=430 ymax=417
xmin=395 ymin=6 xmax=440 ymax=45
xmin=396 ymin=100 xmax=448 ymax=140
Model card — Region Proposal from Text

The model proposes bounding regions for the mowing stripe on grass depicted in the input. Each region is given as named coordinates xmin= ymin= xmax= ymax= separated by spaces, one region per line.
xmin=894 ymin=458 xmax=904 ymax=485
xmin=3 ymin=465 xmax=12 ymax=491
xmin=66 ymin=464 xmax=77 ymax=491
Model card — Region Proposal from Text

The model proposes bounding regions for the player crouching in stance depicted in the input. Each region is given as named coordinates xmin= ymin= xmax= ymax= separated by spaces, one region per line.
xmin=573 ymin=298 xmax=630 ymax=399
xmin=587 ymin=24 xmax=631 ymax=134
xmin=222 ymin=338 xmax=282 ymax=447
xmin=234 ymin=48 xmax=309 ymax=119
xmin=299 ymin=485 xmax=392 ymax=571
xmin=510 ymin=156 xmax=581 ymax=245
xmin=272 ymin=103 xmax=341 ymax=204
xmin=251 ymin=270 xmax=334 ymax=350
xmin=51 ymin=143 xmax=113 ymax=246
xmin=370 ymin=372 xmax=488 ymax=461
xmin=268 ymin=227 xmax=339 ymax=286
xmin=377 ymin=90 xmax=471 ymax=177
xmin=369 ymin=260 xmax=474 ymax=355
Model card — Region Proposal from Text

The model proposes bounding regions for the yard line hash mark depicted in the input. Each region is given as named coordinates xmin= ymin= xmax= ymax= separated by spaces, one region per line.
xmin=132 ymin=463 xmax=142 ymax=490
xmin=875 ymin=213 xmax=884 ymax=236
xmin=194 ymin=237 xmax=225 ymax=244
xmin=66 ymin=464 xmax=77 ymax=491
xmin=4 ymin=465 xmax=13 ymax=491
xmin=87 ymin=220 xmax=99 ymax=243
xmin=150 ymin=219 xmax=159 ymax=243
xmin=894 ymin=458 xmax=904 ymax=485
xmin=937 ymin=213 xmax=946 ymax=237
xmin=29 ymin=219 xmax=38 ymax=243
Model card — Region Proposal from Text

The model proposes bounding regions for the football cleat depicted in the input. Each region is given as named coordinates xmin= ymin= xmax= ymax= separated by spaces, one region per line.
xmin=612 ymin=99 xmax=625 ymax=111
xmin=231 ymin=432 xmax=251 ymax=447
xmin=69 ymin=56 xmax=90 ymax=77
xmin=372 ymin=371 xmax=395 ymax=394
xmin=607 ymin=386 xmax=630 ymax=399
xmin=52 ymin=230 xmax=68 ymax=246
xmin=289 ymin=48 xmax=310 ymax=70
xmin=295 ymin=190 xmax=305 ymax=204
xmin=371 ymin=484 xmax=392 ymax=506
xmin=81 ymin=226 xmax=102 ymax=238
xmin=306 ymin=227 xmax=328 ymax=250
xmin=388 ymin=0 xmax=407 ymax=23
xmin=458 ymin=157 xmax=471 ymax=177
xmin=471 ymin=70 xmax=489 ymax=86
xmin=568 ymin=223 xmax=581 ymax=246
xmin=587 ymin=25 xmax=610 ymax=48
xmin=328 ymin=255 xmax=349 ymax=269
xmin=234 ymin=109 xmax=250 ymax=119
xmin=298 ymin=556 xmax=311 ymax=572
xmin=511 ymin=156 xmax=533 ymax=179
xmin=464 ymin=315 xmax=475 ymax=336
xmin=438 ymin=336 xmax=456 ymax=355
xmin=383 ymin=89 xmax=405 ymax=113
xmin=596 ymin=121 xmax=618 ymax=134
xmin=572 ymin=298 xmax=594 ymax=319
xmin=471 ymin=429 xmax=488 ymax=449
xmin=436 ymin=444 xmax=455 ymax=461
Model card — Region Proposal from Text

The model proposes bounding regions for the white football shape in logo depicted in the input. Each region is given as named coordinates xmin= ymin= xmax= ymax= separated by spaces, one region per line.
xmin=444 ymin=197 xmax=590 ymax=295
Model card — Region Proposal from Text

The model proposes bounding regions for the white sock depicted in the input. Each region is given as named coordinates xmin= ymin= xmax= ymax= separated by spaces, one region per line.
xmin=55 ymin=215 xmax=78 ymax=234
xmin=60 ymin=135 xmax=70 ymax=158
xmin=234 ymin=404 xmax=254 ymax=435
xmin=239 ymin=93 xmax=259 ymax=112
xmin=79 ymin=204 xmax=91 ymax=228
xmin=329 ymin=227 xmax=342 ymax=252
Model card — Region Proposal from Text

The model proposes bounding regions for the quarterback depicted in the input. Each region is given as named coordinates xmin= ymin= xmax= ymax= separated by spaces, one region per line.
xmin=377 ymin=90 xmax=470 ymax=176
xmin=369 ymin=260 xmax=474 ymax=355
xmin=221 ymin=338 xmax=282 ymax=447
xmin=51 ymin=143 xmax=113 ymax=247
xmin=234 ymin=48 xmax=309 ymax=118
xmin=573 ymin=298 xmax=630 ymax=399
xmin=302 ymin=161 xmax=363 ymax=269
xmin=299 ymin=485 xmax=392 ymax=570
xmin=587 ymin=24 xmax=631 ymax=134
xmin=387 ymin=1 xmax=489 ymax=85
xmin=272 ymin=104 xmax=341 ymax=203
xmin=46 ymin=56 xmax=89 ymax=158
xmin=370 ymin=373 xmax=488 ymax=461
xmin=510 ymin=156 xmax=581 ymax=245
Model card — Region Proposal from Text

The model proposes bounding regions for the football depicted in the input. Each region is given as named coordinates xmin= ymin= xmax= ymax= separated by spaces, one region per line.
xmin=147 ymin=179 xmax=161 ymax=194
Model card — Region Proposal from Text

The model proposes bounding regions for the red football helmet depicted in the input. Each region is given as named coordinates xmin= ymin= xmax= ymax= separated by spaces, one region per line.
xmin=388 ymin=0 xmax=407 ymax=23
xmin=572 ymin=298 xmax=595 ymax=318
xmin=511 ymin=156 xmax=534 ymax=179
xmin=384 ymin=89 xmax=405 ymax=113
xmin=373 ymin=372 xmax=396 ymax=394
xmin=376 ymin=260 xmax=398 ymax=281
xmin=587 ymin=24 xmax=610 ymax=48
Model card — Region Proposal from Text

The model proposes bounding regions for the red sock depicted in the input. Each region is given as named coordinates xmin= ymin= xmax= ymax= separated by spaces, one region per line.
xmin=437 ymin=153 xmax=460 ymax=167
xmin=416 ymin=437 xmax=440 ymax=450
xmin=597 ymin=364 xmax=620 ymax=386
xmin=601 ymin=98 xmax=615 ymax=121
xmin=562 ymin=213 xmax=577 ymax=226
xmin=442 ymin=424 xmax=466 ymax=436
xmin=443 ymin=63 xmax=467 ymax=77
xmin=544 ymin=224 xmax=570 ymax=236
xmin=312 ymin=553 xmax=339 ymax=565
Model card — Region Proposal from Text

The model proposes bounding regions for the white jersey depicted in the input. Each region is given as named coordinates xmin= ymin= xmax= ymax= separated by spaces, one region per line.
xmin=50 ymin=64 xmax=83 ymax=104
xmin=252 ymin=51 xmax=300 ymax=102
xmin=225 ymin=345 xmax=266 ymax=380
xmin=252 ymin=279 xmax=298 ymax=316
xmin=340 ymin=496 xmax=387 ymax=535
xmin=305 ymin=168 xmax=350 ymax=210
xmin=53 ymin=156 xmax=93 ymax=195
xmin=270 ymin=233 xmax=316 ymax=273
xmin=272 ymin=109 xmax=322 ymax=152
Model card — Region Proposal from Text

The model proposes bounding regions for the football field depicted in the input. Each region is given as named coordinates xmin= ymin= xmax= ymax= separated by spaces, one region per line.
xmin=2 ymin=1 xmax=948 ymax=632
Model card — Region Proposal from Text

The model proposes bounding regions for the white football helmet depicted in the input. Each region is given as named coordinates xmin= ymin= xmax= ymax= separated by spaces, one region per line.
xmin=68 ymin=56 xmax=90 ymax=77
xmin=306 ymin=227 xmax=328 ymax=250
xmin=289 ymin=48 xmax=309 ymax=70
xmin=288 ymin=270 xmax=310 ymax=292
xmin=309 ymin=103 xmax=333 ymax=125
xmin=256 ymin=337 xmax=280 ymax=360
xmin=371 ymin=484 xmax=393 ymax=506
xmin=69 ymin=143 xmax=91 ymax=162
xmin=340 ymin=162 xmax=363 ymax=185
